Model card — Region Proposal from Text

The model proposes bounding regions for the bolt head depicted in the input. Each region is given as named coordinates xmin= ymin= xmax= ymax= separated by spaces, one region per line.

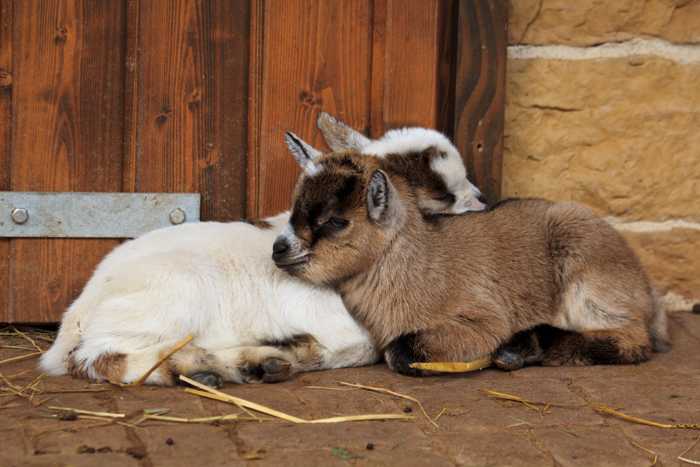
xmin=169 ymin=208 xmax=186 ymax=225
xmin=11 ymin=208 xmax=28 ymax=225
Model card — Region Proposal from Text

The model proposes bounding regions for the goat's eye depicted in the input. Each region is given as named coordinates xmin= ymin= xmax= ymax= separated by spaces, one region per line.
xmin=434 ymin=193 xmax=456 ymax=204
xmin=324 ymin=216 xmax=349 ymax=230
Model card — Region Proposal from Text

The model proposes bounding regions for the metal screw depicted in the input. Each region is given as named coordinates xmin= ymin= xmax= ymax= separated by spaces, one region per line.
xmin=169 ymin=208 xmax=186 ymax=225
xmin=11 ymin=208 xmax=28 ymax=225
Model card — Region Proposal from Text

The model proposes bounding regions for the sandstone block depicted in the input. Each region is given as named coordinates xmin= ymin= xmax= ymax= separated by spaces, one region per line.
xmin=620 ymin=228 xmax=700 ymax=304
xmin=503 ymin=57 xmax=700 ymax=222
xmin=509 ymin=0 xmax=700 ymax=45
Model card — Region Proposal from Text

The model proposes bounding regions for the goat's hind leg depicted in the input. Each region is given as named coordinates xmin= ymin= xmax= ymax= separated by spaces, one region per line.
xmin=541 ymin=325 xmax=651 ymax=366
xmin=170 ymin=345 xmax=294 ymax=386
xmin=174 ymin=334 xmax=329 ymax=386
xmin=492 ymin=326 xmax=552 ymax=371
xmin=546 ymin=281 xmax=653 ymax=366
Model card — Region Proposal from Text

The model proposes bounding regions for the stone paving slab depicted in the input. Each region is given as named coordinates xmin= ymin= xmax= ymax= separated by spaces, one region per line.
xmin=1 ymin=312 xmax=698 ymax=466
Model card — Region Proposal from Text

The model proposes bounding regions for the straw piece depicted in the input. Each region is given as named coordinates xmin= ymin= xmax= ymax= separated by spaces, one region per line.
xmin=305 ymin=386 xmax=355 ymax=391
xmin=0 ymin=373 xmax=23 ymax=393
xmin=483 ymin=389 xmax=584 ymax=413
xmin=185 ymin=390 xmax=413 ymax=425
xmin=48 ymin=406 xmax=126 ymax=419
xmin=409 ymin=357 xmax=492 ymax=373
xmin=338 ymin=381 xmax=439 ymax=428
xmin=143 ymin=413 xmax=242 ymax=424
xmin=308 ymin=414 xmax=414 ymax=424
xmin=182 ymin=377 xmax=414 ymax=425
xmin=12 ymin=327 xmax=44 ymax=353
xmin=180 ymin=376 xmax=261 ymax=421
xmin=594 ymin=404 xmax=700 ymax=430
xmin=132 ymin=335 xmax=193 ymax=386
xmin=183 ymin=385 xmax=304 ymax=423
xmin=42 ymin=388 xmax=112 ymax=394
xmin=0 ymin=351 xmax=42 ymax=366
xmin=434 ymin=408 xmax=448 ymax=422
xmin=679 ymin=436 xmax=700 ymax=465
xmin=619 ymin=426 xmax=659 ymax=467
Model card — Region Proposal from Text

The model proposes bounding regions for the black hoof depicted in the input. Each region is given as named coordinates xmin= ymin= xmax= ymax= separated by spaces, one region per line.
xmin=240 ymin=357 xmax=293 ymax=383
xmin=187 ymin=371 xmax=224 ymax=389
xmin=385 ymin=333 xmax=426 ymax=377
xmin=261 ymin=357 xmax=292 ymax=383
xmin=492 ymin=348 xmax=525 ymax=371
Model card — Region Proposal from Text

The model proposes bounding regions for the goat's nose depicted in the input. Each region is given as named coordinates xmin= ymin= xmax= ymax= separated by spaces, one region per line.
xmin=477 ymin=193 xmax=488 ymax=205
xmin=272 ymin=237 xmax=290 ymax=257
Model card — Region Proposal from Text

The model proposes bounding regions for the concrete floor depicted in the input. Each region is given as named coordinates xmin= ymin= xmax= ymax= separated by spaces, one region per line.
xmin=1 ymin=311 xmax=699 ymax=467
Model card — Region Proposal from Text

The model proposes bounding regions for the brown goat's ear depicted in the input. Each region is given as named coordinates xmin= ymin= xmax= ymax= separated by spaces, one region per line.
xmin=284 ymin=131 xmax=322 ymax=175
xmin=317 ymin=112 xmax=371 ymax=152
xmin=367 ymin=170 xmax=390 ymax=222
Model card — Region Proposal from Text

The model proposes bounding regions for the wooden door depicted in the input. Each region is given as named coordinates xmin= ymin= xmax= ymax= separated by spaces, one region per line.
xmin=0 ymin=0 xmax=505 ymax=323
xmin=0 ymin=0 xmax=249 ymax=322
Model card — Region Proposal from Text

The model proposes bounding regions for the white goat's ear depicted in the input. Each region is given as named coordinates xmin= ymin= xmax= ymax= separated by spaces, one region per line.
xmin=367 ymin=170 xmax=390 ymax=221
xmin=285 ymin=132 xmax=322 ymax=175
xmin=317 ymin=112 xmax=371 ymax=152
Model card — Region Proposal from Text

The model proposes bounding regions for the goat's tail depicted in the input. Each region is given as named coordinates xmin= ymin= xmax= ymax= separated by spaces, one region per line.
xmin=649 ymin=288 xmax=671 ymax=353
xmin=39 ymin=299 xmax=88 ymax=375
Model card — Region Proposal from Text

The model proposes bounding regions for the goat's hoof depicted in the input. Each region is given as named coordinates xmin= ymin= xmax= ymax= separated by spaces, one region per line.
xmin=492 ymin=349 xmax=525 ymax=371
xmin=188 ymin=371 xmax=224 ymax=389
xmin=384 ymin=334 xmax=426 ymax=377
xmin=261 ymin=357 xmax=292 ymax=383
xmin=240 ymin=357 xmax=292 ymax=384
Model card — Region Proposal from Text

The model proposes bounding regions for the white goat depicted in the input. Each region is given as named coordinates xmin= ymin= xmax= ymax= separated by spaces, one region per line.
xmin=41 ymin=115 xmax=480 ymax=387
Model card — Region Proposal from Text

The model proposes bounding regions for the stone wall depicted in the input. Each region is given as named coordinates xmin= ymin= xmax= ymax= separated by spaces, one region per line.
xmin=505 ymin=0 xmax=700 ymax=310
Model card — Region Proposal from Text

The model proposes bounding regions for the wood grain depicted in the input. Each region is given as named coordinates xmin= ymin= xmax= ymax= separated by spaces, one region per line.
xmin=0 ymin=0 xmax=12 ymax=321
xmin=378 ymin=0 xmax=444 ymax=129
xmin=453 ymin=0 xmax=507 ymax=203
xmin=9 ymin=0 xmax=125 ymax=322
xmin=246 ymin=0 xmax=265 ymax=217
xmin=126 ymin=0 xmax=249 ymax=221
xmin=249 ymin=0 xmax=372 ymax=217
xmin=369 ymin=0 xmax=387 ymax=138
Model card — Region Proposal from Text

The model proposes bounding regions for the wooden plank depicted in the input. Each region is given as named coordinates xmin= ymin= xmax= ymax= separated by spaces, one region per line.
xmin=368 ymin=0 xmax=387 ymax=138
xmin=0 ymin=0 xmax=12 ymax=321
xmin=246 ymin=0 xmax=264 ymax=217
xmin=453 ymin=0 xmax=507 ymax=203
xmin=127 ymin=0 xmax=249 ymax=221
xmin=10 ymin=0 xmax=125 ymax=322
xmin=249 ymin=0 xmax=373 ymax=217
xmin=378 ymin=0 xmax=445 ymax=130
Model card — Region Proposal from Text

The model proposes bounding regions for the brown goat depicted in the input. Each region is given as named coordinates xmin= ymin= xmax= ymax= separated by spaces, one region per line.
xmin=272 ymin=148 xmax=670 ymax=375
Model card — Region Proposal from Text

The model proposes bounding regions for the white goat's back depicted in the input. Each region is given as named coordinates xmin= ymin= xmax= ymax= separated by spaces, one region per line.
xmin=41 ymin=212 xmax=377 ymax=383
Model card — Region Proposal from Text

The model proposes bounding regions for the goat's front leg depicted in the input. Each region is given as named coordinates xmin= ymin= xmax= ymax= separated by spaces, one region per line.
xmin=384 ymin=315 xmax=510 ymax=376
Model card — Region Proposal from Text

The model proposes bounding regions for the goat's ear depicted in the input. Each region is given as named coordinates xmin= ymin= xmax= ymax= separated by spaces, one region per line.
xmin=285 ymin=132 xmax=322 ymax=175
xmin=317 ymin=112 xmax=371 ymax=152
xmin=367 ymin=170 xmax=392 ymax=222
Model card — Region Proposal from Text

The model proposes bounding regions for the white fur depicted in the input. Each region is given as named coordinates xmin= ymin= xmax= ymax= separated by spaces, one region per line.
xmin=361 ymin=128 xmax=485 ymax=213
xmin=317 ymin=114 xmax=486 ymax=214
xmin=285 ymin=132 xmax=322 ymax=176
xmin=40 ymin=212 xmax=378 ymax=384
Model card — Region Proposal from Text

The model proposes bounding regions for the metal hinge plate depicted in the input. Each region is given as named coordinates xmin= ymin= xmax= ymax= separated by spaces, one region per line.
xmin=0 ymin=192 xmax=201 ymax=238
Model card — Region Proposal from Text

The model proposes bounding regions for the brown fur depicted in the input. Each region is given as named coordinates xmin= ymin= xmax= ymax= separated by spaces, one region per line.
xmin=66 ymin=347 xmax=89 ymax=379
xmin=67 ymin=347 xmax=126 ymax=382
xmin=277 ymin=150 xmax=668 ymax=374
xmin=92 ymin=353 xmax=127 ymax=382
